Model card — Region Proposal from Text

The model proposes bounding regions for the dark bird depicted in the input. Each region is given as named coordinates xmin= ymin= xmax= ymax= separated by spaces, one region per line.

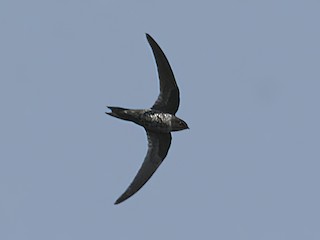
xmin=106 ymin=33 xmax=188 ymax=205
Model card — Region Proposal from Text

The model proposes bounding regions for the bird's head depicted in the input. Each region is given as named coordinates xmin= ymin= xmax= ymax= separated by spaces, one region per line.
xmin=171 ymin=116 xmax=189 ymax=131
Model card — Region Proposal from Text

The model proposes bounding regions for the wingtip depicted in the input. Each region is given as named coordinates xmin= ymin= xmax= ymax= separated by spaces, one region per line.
xmin=114 ymin=197 xmax=121 ymax=205
xmin=145 ymin=33 xmax=153 ymax=42
xmin=114 ymin=194 xmax=127 ymax=205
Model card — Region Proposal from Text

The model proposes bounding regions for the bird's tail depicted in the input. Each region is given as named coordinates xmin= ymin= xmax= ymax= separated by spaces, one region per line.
xmin=106 ymin=106 xmax=132 ymax=121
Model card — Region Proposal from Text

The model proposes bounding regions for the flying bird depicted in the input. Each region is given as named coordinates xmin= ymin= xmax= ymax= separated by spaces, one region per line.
xmin=106 ymin=33 xmax=188 ymax=204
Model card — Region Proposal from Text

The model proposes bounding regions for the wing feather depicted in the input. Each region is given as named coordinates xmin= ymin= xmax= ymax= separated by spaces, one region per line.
xmin=114 ymin=131 xmax=172 ymax=204
xmin=146 ymin=34 xmax=180 ymax=115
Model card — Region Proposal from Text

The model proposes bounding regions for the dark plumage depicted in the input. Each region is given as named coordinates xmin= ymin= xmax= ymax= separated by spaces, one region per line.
xmin=106 ymin=34 xmax=188 ymax=204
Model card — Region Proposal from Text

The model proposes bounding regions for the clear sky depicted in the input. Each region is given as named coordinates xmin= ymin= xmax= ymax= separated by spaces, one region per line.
xmin=1 ymin=1 xmax=320 ymax=239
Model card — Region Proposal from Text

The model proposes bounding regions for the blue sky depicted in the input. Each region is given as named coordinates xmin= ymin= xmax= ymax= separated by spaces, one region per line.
xmin=1 ymin=1 xmax=320 ymax=239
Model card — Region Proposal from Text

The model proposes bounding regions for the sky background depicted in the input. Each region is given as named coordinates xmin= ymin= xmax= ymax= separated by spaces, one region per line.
xmin=1 ymin=1 xmax=320 ymax=239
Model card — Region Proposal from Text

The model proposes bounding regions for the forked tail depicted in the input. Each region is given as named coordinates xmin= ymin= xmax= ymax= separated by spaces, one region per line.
xmin=106 ymin=106 xmax=132 ymax=121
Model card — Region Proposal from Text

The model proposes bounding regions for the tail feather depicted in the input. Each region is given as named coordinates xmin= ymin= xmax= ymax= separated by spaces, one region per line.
xmin=106 ymin=106 xmax=131 ymax=121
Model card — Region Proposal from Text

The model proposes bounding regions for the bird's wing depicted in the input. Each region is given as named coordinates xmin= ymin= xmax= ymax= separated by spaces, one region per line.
xmin=146 ymin=34 xmax=180 ymax=115
xmin=114 ymin=131 xmax=172 ymax=204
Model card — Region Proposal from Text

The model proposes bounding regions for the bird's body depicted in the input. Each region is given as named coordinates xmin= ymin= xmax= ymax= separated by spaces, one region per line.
xmin=106 ymin=34 xmax=188 ymax=204
xmin=107 ymin=107 xmax=186 ymax=133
